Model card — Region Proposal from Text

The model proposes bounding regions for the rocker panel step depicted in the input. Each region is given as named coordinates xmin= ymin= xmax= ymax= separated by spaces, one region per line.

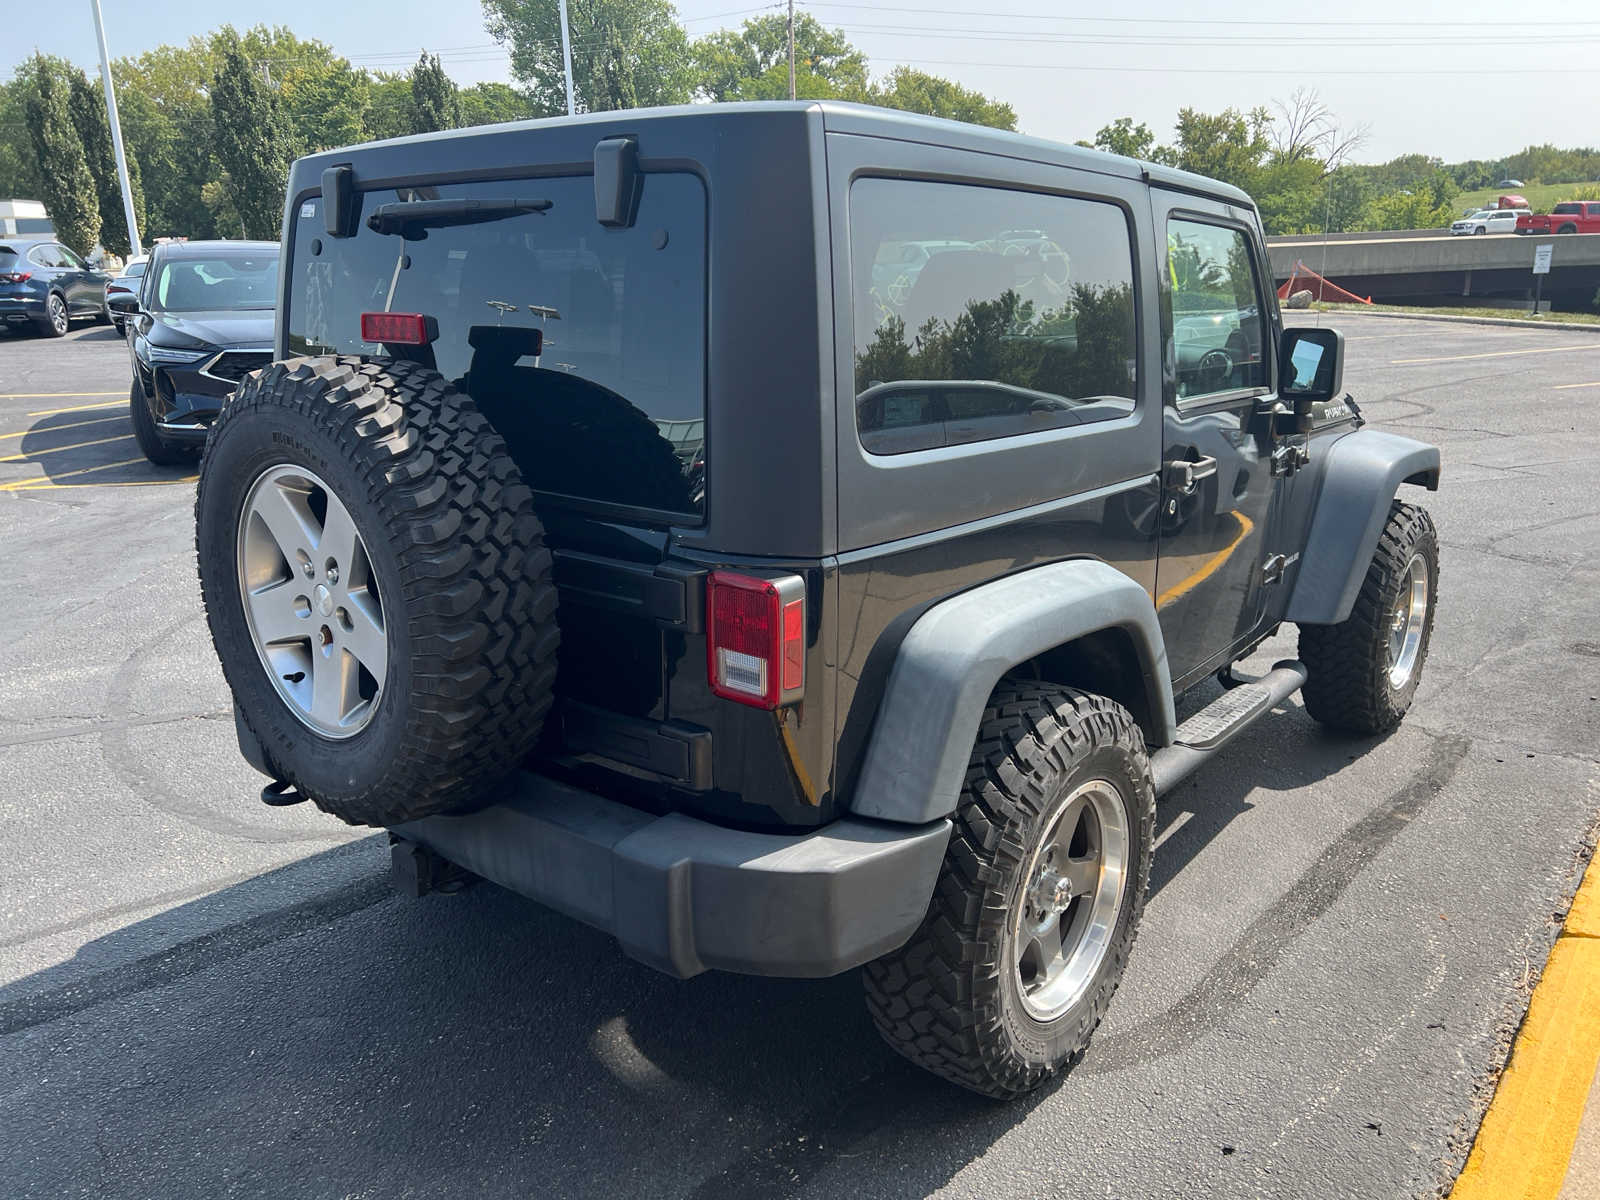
xmin=1175 ymin=683 xmax=1275 ymax=750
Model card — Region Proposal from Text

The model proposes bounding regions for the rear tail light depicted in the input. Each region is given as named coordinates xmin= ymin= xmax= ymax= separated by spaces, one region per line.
xmin=0 ymin=271 xmax=30 ymax=283
xmin=360 ymin=311 xmax=437 ymax=345
xmin=706 ymin=571 xmax=806 ymax=709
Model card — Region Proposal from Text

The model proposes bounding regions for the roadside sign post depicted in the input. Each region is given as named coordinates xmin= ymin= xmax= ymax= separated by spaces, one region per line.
xmin=1532 ymin=242 xmax=1553 ymax=315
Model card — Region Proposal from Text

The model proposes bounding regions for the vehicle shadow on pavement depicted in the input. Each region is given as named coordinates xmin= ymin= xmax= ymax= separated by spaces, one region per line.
xmin=0 ymin=705 xmax=1404 ymax=1200
xmin=1 ymin=405 xmax=192 ymax=491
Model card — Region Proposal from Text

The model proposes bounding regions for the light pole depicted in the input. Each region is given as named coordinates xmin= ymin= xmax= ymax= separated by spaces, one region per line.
xmin=558 ymin=0 xmax=576 ymax=116
xmin=787 ymin=0 xmax=796 ymax=101
xmin=88 ymin=0 xmax=142 ymax=258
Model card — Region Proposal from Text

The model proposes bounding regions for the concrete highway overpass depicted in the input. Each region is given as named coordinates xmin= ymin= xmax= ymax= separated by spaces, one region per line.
xmin=1265 ymin=231 xmax=1600 ymax=309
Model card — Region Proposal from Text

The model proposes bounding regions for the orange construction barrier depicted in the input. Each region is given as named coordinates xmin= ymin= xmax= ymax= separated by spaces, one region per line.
xmin=1277 ymin=259 xmax=1372 ymax=305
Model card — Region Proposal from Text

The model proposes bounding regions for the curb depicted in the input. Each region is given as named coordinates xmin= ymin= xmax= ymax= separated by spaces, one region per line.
xmin=1310 ymin=309 xmax=1600 ymax=335
xmin=1450 ymin=849 xmax=1600 ymax=1200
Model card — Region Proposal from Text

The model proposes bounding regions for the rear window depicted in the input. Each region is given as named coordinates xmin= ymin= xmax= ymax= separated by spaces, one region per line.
xmin=0 ymin=247 xmax=17 ymax=268
xmin=122 ymin=260 xmax=147 ymax=279
xmin=286 ymin=173 xmax=707 ymax=519
xmin=149 ymin=250 xmax=279 ymax=312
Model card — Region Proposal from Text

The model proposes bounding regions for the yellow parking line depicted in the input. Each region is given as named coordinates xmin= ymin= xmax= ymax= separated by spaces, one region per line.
xmin=1156 ymin=511 xmax=1254 ymax=610
xmin=0 ymin=456 xmax=148 ymax=492
xmin=0 ymin=433 xmax=133 ymax=463
xmin=1451 ymin=854 xmax=1600 ymax=1200
xmin=3 ymin=475 xmax=197 ymax=492
xmin=1554 ymin=382 xmax=1600 ymax=391
xmin=0 ymin=414 xmax=126 ymax=442
xmin=0 ymin=391 xmax=124 ymax=400
xmin=1393 ymin=344 xmax=1600 ymax=366
xmin=24 ymin=400 xmax=124 ymax=417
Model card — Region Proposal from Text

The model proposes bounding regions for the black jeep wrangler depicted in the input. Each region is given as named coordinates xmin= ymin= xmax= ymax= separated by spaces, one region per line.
xmin=194 ymin=103 xmax=1440 ymax=1097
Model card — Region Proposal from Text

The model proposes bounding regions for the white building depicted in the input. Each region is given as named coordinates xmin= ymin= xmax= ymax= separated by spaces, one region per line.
xmin=0 ymin=200 xmax=54 ymax=237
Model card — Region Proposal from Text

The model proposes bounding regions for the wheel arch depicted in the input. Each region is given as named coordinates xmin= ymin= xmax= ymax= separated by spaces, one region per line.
xmin=847 ymin=559 xmax=1175 ymax=825
xmin=1287 ymin=429 xmax=1440 ymax=626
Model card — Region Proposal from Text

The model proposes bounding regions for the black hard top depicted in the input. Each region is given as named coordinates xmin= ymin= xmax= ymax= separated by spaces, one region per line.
xmin=290 ymin=100 xmax=1255 ymax=211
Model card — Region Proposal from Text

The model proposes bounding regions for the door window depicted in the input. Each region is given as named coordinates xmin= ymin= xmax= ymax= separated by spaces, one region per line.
xmin=850 ymin=178 xmax=1138 ymax=456
xmin=1167 ymin=219 xmax=1269 ymax=403
xmin=56 ymin=245 xmax=85 ymax=269
xmin=28 ymin=244 xmax=61 ymax=268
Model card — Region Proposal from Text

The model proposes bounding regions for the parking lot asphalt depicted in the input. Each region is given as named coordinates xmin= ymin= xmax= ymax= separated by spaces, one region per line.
xmin=1 ymin=312 xmax=1597 ymax=1199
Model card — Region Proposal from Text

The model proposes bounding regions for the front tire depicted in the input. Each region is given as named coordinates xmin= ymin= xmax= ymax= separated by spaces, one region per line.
xmin=863 ymin=683 xmax=1154 ymax=1097
xmin=129 ymin=378 xmax=200 ymax=466
xmin=1299 ymin=501 xmax=1438 ymax=735
xmin=195 ymin=356 xmax=561 ymax=827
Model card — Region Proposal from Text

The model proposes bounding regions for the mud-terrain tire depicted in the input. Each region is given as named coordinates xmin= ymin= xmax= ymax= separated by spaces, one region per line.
xmin=863 ymin=683 xmax=1154 ymax=1098
xmin=1299 ymin=501 xmax=1438 ymax=735
xmin=195 ymin=356 xmax=560 ymax=826
xmin=129 ymin=378 xmax=200 ymax=466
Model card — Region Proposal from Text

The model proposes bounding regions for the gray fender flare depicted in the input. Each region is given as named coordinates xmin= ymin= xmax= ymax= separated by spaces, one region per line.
xmin=1286 ymin=429 xmax=1441 ymax=626
xmin=848 ymin=559 xmax=1175 ymax=825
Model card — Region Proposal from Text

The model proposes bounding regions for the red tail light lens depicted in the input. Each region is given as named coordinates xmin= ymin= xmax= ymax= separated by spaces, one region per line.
xmin=706 ymin=571 xmax=806 ymax=709
xmin=0 ymin=271 xmax=31 ymax=283
xmin=360 ymin=311 xmax=437 ymax=345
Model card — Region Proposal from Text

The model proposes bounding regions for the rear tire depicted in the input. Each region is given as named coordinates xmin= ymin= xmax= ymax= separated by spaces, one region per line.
xmin=195 ymin=356 xmax=561 ymax=827
xmin=35 ymin=292 xmax=68 ymax=338
xmin=129 ymin=378 xmax=200 ymax=466
xmin=1299 ymin=501 xmax=1438 ymax=735
xmin=863 ymin=683 xmax=1154 ymax=1097
xmin=1557 ymin=223 xmax=1579 ymax=234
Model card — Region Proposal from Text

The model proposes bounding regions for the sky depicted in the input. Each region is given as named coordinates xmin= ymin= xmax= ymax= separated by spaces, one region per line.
xmin=12 ymin=0 xmax=1600 ymax=165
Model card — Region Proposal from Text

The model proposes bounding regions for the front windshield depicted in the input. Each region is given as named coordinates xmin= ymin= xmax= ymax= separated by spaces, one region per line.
xmin=149 ymin=252 xmax=279 ymax=313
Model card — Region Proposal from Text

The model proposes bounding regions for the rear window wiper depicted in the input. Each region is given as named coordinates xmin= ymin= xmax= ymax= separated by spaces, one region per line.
xmin=366 ymin=197 xmax=552 ymax=239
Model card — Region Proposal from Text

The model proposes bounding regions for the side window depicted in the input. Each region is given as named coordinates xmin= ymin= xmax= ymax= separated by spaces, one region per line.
xmin=1167 ymin=218 xmax=1269 ymax=403
xmin=56 ymin=245 xmax=85 ymax=269
xmin=850 ymin=178 xmax=1138 ymax=456
xmin=28 ymin=245 xmax=59 ymax=268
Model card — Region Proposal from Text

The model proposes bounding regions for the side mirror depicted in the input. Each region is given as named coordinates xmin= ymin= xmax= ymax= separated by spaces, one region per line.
xmin=1279 ymin=327 xmax=1344 ymax=403
xmin=107 ymin=293 xmax=140 ymax=315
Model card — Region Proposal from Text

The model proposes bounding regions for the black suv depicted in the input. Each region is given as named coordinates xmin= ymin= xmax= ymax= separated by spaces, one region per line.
xmin=195 ymin=103 xmax=1440 ymax=1097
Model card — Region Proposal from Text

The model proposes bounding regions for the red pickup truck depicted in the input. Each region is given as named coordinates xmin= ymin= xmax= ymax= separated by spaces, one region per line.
xmin=1516 ymin=201 xmax=1600 ymax=235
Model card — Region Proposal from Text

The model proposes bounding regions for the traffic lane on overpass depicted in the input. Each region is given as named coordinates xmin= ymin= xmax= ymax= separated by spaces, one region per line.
xmin=1268 ymin=228 xmax=1600 ymax=284
xmin=1 ymin=317 xmax=1597 ymax=1199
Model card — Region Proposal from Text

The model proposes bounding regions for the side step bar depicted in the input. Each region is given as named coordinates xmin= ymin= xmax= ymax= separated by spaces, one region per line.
xmin=1150 ymin=660 xmax=1309 ymax=796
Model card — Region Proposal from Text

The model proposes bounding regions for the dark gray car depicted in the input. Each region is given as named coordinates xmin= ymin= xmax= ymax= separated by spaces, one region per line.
xmin=110 ymin=240 xmax=278 ymax=464
xmin=0 ymin=237 xmax=111 ymax=337
xmin=192 ymin=103 xmax=1440 ymax=1099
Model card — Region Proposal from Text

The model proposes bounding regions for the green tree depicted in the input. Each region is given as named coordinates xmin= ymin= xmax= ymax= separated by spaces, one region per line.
xmin=1360 ymin=170 xmax=1458 ymax=232
xmin=460 ymin=81 xmax=535 ymax=126
xmin=691 ymin=13 xmax=868 ymax=102
xmin=210 ymin=36 xmax=296 ymax=239
xmin=279 ymin=60 xmax=371 ymax=152
xmin=366 ymin=74 xmax=417 ymax=141
xmin=483 ymin=0 xmax=695 ymax=115
xmin=410 ymin=51 xmax=462 ymax=133
xmin=869 ymin=67 xmax=1015 ymax=131
xmin=1091 ymin=117 xmax=1155 ymax=160
xmin=69 ymin=70 xmax=147 ymax=257
xmin=1167 ymin=106 xmax=1272 ymax=192
xmin=22 ymin=55 xmax=100 ymax=255
xmin=0 ymin=69 xmax=47 ymax=201
xmin=113 ymin=40 xmax=224 ymax=238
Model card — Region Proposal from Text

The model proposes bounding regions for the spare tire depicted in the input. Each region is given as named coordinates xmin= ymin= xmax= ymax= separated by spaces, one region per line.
xmin=195 ymin=356 xmax=559 ymax=826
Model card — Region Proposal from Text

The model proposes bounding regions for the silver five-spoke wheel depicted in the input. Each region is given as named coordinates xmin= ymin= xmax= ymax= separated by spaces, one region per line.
xmin=1386 ymin=552 xmax=1429 ymax=690
xmin=237 ymin=464 xmax=386 ymax=738
xmin=1011 ymin=778 xmax=1129 ymax=1021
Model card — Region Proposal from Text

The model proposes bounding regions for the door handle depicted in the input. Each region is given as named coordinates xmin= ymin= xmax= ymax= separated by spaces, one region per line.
xmin=1165 ymin=456 xmax=1217 ymax=495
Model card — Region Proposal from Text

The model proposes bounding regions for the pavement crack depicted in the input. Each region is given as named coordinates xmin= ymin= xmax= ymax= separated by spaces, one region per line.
xmin=0 ymin=875 xmax=394 ymax=1039
xmin=1081 ymin=732 xmax=1473 ymax=1075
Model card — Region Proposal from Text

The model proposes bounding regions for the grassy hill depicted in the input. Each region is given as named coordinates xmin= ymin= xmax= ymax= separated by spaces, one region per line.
xmin=1458 ymin=180 xmax=1599 ymax=214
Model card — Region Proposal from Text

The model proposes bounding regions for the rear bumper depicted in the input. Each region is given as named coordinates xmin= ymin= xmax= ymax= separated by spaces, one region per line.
xmin=393 ymin=771 xmax=950 ymax=979
xmin=0 ymin=295 xmax=43 ymax=321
